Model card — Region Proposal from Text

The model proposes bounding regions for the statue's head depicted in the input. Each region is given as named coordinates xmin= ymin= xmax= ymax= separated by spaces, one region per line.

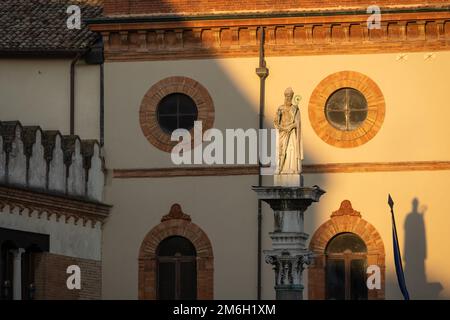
xmin=284 ymin=87 xmax=294 ymax=105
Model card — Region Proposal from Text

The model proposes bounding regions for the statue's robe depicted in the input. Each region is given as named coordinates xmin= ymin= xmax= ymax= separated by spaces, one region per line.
xmin=274 ymin=103 xmax=303 ymax=174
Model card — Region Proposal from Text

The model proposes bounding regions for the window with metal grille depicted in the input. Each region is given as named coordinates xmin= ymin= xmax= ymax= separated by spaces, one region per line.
xmin=156 ymin=93 xmax=198 ymax=133
xmin=325 ymin=232 xmax=368 ymax=300
xmin=325 ymin=88 xmax=368 ymax=131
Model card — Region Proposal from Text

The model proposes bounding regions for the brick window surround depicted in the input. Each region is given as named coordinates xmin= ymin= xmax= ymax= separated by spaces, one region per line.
xmin=308 ymin=200 xmax=385 ymax=300
xmin=308 ymin=71 xmax=385 ymax=148
xmin=138 ymin=204 xmax=214 ymax=299
xmin=139 ymin=76 xmax=215 ymax=152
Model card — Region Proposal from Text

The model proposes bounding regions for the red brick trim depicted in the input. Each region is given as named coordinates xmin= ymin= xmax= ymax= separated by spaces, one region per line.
xmin=139 ymin=76 xmax=215 ymax=152
xmin=138 ymin=204 xmax=214 ymax=299
xmin=308 ymin=71 xmax=386 ymax=148
xmin=308 ymin=200 xmax=385 ymax=300
xmin=303 ymin=161 xmax=450 ymax=173
xmin=103 ymin=1 xmax=450 ymax=16
xmin=112 ymin=160 xmax=450 ymax=178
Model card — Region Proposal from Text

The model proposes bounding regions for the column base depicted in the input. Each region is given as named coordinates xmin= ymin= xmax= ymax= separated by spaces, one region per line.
xmin=274 ymin=174 xmax=303 ymax=187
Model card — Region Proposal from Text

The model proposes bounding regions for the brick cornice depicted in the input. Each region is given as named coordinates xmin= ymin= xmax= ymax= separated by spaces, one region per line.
xmin=0 ymin=185 xmax=111 ymax=227
xmin=102 ymin=1 xmax=450 ymax=17
xmin=90 ymin=10 xmax=450 ymax=61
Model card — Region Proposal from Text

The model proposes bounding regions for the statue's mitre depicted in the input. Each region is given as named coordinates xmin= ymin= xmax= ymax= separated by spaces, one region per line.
xmin=284 ymin=87 xmax=294 ymax=97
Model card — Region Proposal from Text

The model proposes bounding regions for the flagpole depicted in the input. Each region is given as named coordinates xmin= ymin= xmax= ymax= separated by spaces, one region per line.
xmin=389 ymin=194 xmax=401 ymax=251
xmin=388 ymin=194 xmax=410 ymax=300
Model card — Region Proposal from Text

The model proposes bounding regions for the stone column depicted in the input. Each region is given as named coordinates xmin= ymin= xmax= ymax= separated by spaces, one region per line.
xmin=252 ymin=186 xmax=325 ymax=300
xmin=12 ymin=248 xmax=25 ymax=300
xmin=265 ymin=206 xmax=311 ymax=299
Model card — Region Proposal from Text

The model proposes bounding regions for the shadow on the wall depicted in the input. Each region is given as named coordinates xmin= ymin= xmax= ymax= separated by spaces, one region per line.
xmin=98 ymin=1 xmax=328 ymax=300
xmin=404 ymin=197 xmax=443 ymax=299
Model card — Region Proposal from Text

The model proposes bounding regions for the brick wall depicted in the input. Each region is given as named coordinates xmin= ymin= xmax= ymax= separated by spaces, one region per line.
xmin=104 ymin=0 xmax=449 ymax=16
xmin=34 ymin=252 xmax=101 ymax=300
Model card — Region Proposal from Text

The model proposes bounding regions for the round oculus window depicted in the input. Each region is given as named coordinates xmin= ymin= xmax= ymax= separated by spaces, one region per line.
xmin=325 ymin=88 xmax=368 ymax=131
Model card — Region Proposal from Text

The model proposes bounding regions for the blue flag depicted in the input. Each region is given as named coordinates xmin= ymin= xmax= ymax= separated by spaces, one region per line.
xmin=388 ymin=194 xmax=410 ymax=300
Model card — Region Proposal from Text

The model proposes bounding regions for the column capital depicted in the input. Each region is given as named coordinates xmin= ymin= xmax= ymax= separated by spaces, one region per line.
xmin=11 ymin=247 xmax=25 ymax=258
xmin=265 ymin=252 xmax=313 ymax=288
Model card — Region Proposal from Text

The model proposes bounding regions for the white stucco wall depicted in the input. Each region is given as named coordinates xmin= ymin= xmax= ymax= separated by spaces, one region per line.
xmin=0 ymin=59 xmax=100 ymax=140
xmin=0 ymin=208 xmax=102 ymax=261
xmin=102 ymin=175 xmax=259 ymax=299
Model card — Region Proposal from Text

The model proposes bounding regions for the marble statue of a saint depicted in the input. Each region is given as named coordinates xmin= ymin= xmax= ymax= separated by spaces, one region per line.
xmin=274 ymin=87 xmax=304 ymax=179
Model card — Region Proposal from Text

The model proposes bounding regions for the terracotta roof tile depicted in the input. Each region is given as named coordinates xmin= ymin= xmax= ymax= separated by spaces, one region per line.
xmin=0 ymin=0 xmax=103 ymax=53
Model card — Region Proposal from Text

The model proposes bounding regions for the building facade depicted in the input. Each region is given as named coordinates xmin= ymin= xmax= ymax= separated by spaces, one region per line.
xmin=0 ymin=0 xmax=109 ymax=300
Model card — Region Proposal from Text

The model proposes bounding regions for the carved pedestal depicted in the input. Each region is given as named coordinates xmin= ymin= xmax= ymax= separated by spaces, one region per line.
xmin=252 ymin=186 xmax=325 ymax=300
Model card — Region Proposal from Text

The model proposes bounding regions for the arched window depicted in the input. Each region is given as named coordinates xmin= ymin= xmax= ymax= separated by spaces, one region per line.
xmin=157 ymin=236 xmax=197 ymax=300
xmin=325 ymin=232 xmax=368 ymax=300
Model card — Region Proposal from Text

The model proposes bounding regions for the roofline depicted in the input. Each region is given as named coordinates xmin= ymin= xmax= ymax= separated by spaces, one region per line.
xmin=87 ymin=6 xmax=450 ymax=24
xmin=0 ymin=49 xmax=88 ymax=59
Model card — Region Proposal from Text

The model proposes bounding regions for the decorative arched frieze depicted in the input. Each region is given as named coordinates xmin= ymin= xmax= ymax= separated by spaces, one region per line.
xmin=0 ymin=121 xmax=105 ymax=202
